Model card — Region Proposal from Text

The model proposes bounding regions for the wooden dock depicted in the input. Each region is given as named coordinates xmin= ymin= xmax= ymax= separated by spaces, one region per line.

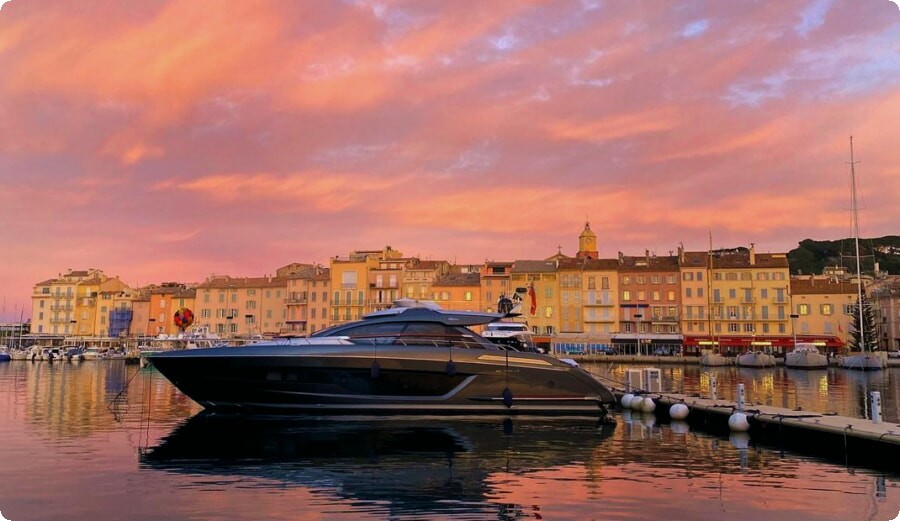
xmin=613 ymin=388 xmax=900 ymax=471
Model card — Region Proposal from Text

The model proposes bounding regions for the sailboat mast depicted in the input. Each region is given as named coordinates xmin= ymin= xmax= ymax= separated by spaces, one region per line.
xmin=849 ymin=136 xmax=865 ymax=351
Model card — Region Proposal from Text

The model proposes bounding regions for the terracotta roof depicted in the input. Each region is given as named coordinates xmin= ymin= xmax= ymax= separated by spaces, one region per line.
xmin=312 ymin=269 xmax=331 ymax=282
xmin=680 ymin=251 xmax=709 ymax=267
xmin=34 ymin=279 xmax=55 ymax=286
xmin=791 ymin=278 xmax=859 ymax=295
xmin=512 ymin=260 xmax=558 ymax=273
xmin=619 ymin=256 xmax=680 ymax=272
xmin=709 ymin=252 xmax=789 ymax=269
xmin=433 ymin=273 xmax=480 ymax=287
xmin=197 ymin=276 xmax=287 ymax=289
xmin=410 ymin=260 xmax=445 ymax=270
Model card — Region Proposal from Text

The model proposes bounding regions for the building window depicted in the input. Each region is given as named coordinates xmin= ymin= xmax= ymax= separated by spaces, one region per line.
xmin=622 ymin=290 xmax=631 ymax=301
xmin=821 ymin=304 xmax=833 ymax=316
xmin=465 ymin=291 xmax=473 ymax=301
xmin=798 ymin=304 xmax=810 ymax=315
xmin=545 ymin=306 xmax=553 ymax=318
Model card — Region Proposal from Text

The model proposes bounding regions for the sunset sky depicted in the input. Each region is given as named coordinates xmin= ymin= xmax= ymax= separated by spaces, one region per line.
xmin=1 ymin=0 xmax=899 ymax=320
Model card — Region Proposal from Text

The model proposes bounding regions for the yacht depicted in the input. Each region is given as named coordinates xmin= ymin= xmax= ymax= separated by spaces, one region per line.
xmin=784 ymin=343 xmax=828 ymax=369
xmin=480 ymin=321 xmax=541 ymax=353
xmin=150 ymin=301 xmax=616 ymax=417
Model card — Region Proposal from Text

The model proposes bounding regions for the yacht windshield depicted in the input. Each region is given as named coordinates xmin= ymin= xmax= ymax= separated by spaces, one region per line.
xmin=313 ymin=321 xmax=497 ymax=349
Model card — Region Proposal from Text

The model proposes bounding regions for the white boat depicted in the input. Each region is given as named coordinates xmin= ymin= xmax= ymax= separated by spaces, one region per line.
xmin=784 ymin=343 xmax=828 ymax=369
xmin=699 ymin=349 xmax=730 ymax=366
xmin=736 ymin=350 xmax=776 ymax=368
xmin=839 ymin=137 xmax=886 ymax=371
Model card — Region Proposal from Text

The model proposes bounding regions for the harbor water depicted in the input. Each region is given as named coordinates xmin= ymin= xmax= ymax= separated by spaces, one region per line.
xmin=1 ymin=361 xmax=898 ymax=521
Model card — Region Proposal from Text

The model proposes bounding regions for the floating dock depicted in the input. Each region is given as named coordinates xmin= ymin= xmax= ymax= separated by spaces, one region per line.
xmin=613 ymin=388 xmax=900 ymax=472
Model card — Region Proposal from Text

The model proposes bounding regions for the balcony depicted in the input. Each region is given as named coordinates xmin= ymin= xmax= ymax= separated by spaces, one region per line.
xmin=50 ymin=305 xmax=73 ymax=312
xmin=285 ymin=298 xmax=308 ymax=305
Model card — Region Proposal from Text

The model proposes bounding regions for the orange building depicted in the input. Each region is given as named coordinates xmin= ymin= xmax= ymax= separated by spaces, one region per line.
xmin=431 ymin=272 xmax=481 ymax=312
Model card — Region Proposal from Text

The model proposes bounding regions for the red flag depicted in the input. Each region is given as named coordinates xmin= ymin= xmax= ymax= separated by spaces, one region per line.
xmin=528 ymin=284 xmax=537 ymax=315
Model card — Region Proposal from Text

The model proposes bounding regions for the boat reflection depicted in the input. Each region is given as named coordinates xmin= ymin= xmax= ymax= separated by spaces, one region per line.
xmin=140 ymin=414 xmax=616 ymax=517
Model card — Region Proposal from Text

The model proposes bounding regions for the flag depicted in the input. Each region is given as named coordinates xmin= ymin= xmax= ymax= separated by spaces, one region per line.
xmin=528 ymin=284 xmax=537 ymax=315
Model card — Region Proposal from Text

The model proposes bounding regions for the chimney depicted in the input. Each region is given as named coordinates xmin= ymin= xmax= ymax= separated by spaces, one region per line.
xmin=749 ymin=243 xmax=756 ymax=265
xmin=645 ymin=249 xmax=650 ymax=264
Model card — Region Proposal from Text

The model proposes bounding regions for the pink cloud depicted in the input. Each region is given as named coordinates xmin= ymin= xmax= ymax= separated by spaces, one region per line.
xmin=1 ymin=0 xmax=899 ymax=320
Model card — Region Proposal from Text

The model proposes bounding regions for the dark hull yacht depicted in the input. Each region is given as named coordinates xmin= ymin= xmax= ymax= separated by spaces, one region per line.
xmin=149 ymin=301 xmax=615 ymax=417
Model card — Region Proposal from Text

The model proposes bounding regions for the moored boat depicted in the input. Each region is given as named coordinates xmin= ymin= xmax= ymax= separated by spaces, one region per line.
xmin=784 ymin=343 xmax=828 ymax=369
xmin=736 ymin=350 xmax=776 ymax=368
xmin=150 ymin=301 xmax=616 ymax=417
xmin=699 ymin=349 xmax=730 ymax=366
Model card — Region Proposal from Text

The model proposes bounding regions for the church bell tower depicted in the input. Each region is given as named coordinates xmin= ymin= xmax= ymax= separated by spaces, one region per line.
xmin=576 ymin=221 xmax=598 ymax=260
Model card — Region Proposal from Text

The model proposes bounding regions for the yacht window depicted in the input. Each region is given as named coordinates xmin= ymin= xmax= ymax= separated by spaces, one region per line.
xmin=341 ymin=323 xmax=407 ymax=344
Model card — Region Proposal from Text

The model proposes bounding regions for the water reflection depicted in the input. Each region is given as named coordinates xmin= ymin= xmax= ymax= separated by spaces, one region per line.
xmin=587 ymin=364 xmax=900 ymax=422
xmin=141 ymin=415 xmax=616 ymax=519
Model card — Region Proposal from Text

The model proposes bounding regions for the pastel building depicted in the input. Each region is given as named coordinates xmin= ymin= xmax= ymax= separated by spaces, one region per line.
xmin=511 ymin=260 xmax=560 ymax=342
xmin=480 ymin=261 xmax=514 ymax=313
xmin=431 ymin=272 xmax=481 ymax=311
xmin=616 ymin=252 xmax=681 ymax=353
xmin=30 ymin=268 xmax=106 ymax=335
xmin=403 ymin=260 xmax=451 ymax=302
xmin=195 ymin=276 xmax=286 ymax=338
xmin=284 ymin=264 xmax=326 ymax=336
xmin=790 ymin=277 xmax=860 ymax=354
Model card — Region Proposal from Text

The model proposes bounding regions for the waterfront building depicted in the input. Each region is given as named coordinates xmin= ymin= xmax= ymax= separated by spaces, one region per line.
xmin=30 ymin=268 xmax=106 ymax=335
xmin=683 ymin=246 xmax=792 ymax=355
xmin=130 ymin=296 xmax=151 ymax=337
xmin=329 ymin=246 xmax=403 ymax=324
xmin=865 ymin=276 xmax=900 ymax=352
xmin=480 ymin=261 xmax=514 ymax=313
xmin=195 ymin=276 xmax=285 ymax=338
xmin=145 ymin=283 xmax=196 ymax=337
xmin=678 ymin=249 xmax=709 ymax=347
xmin=789 ymin=276 xmax=858 ymax=355
xmin=95 ymin=278 xmax=133 ymax=337
xmin=581 ymin=258 xmax=620 ymax=336
xmin=511 ymin=260 xmax=560 ymax=347
xmin=403 ymin=260 xmax=451 ymax=302
xmin=307 ymin=269 xmax=331 ymax=334
xmin=369 ymin=254 xmax=416 ymax=313
xmin=430 ymin=272 xmax=481 ymax=312
xmin=281 ymin=263 xmax=330 ymax=335
xmin=616 ymin=251 xmax=681 ymax=354
xmin=282 ymin=263 xmax=317 ymax=335
xmin=283 ymin=264 xmax=322 ymax=336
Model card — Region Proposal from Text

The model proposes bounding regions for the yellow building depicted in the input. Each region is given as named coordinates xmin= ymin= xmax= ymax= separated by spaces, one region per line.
xmin=329 ymin=246 xmax=404 ymax=324
xmin=284 ymin=264 xmax=325 ymax=336
xmin=511 ymin=260 xmax=560 ymax=342
xmin=679 ymin=249 xmax=710 ymax=339
xmin=403 ymin=260 xmax=451 ymax=302
xmin=790 ymin=277 xmax=858 ymax=354
xmin=431 ymin=272 xmax=481 ymax=311
xmin=308 ymin=269 xmax=331 ymax=334
xmin=689 ymin=246 xmax=792 ymax=354
xmin=195 ymin=276 xmax=286 ymax=338
xmin=93 ymin=278 xmax=133 ymax=336
xmin=581 ymin=258 xmax=620 ymax=335
xmin=480 ymin=261 xmax=514 ymax=313
xmin=30 ymin=269 xmax=106 ymax=336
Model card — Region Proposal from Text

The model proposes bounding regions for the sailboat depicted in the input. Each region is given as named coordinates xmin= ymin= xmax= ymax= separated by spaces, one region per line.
xmin=784 ymin=343 xmax=828 ymax=369
xmin=839 ymin=137 xmax=886 ymax=371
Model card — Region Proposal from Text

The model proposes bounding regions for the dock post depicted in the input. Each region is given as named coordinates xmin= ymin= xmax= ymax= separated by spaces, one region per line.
xmin=737 ymin=383 xmax=745 ymax=411
xmin=870 ymin=391 xmax=882 ymax=424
